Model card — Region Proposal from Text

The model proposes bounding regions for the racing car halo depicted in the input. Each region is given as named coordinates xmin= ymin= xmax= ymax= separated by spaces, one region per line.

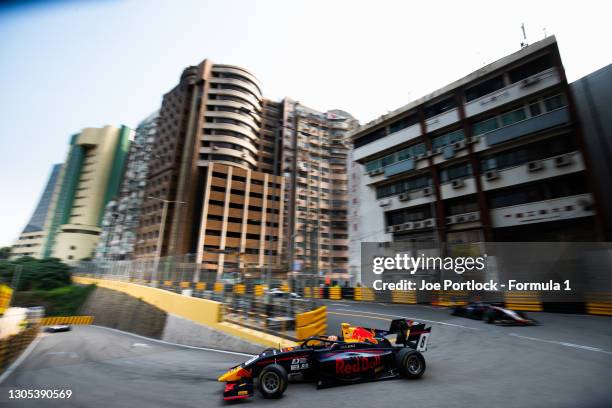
xmin=218 ymin=319 xmax=431 ymax=400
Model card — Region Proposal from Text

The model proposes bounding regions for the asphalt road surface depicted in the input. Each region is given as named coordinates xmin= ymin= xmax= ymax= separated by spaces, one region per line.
xmin=1 ymin=301 xmax=611 ymax=408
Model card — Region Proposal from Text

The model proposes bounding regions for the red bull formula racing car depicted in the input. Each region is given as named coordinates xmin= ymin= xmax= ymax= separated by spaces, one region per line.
xmin=218 ymin=319 xmax=431 ymax=400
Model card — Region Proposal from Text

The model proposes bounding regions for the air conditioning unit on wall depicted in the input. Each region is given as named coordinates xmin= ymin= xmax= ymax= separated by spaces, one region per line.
xmin=527 ymin=160 xmax=544 ymax=172
xmin=451 ymin=179 xmax=465 ymax=189
xmin=555 ymin=154 xmax=574 ymax=167
xmin=485 ymin=169 xmax=499 ymax=181
xmin=454 ymin=140 xmax=466 ymax=150
xmin=402 ymin=222 xmax=414 ymax=231
xmin=398 ymin=192 xmax=410 ymax=201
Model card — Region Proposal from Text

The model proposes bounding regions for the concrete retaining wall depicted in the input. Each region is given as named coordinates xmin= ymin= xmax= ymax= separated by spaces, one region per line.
xmin=73 ymin=277 xmax=296 ymax=350
xmin=161 ymin=314 xmax=264 ymax=354
xmin=80 ymin=286 xmax=167 ymax=339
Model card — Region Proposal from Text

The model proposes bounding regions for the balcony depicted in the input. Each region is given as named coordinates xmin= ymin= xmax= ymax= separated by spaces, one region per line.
xmin=386 ymin=217 xmax=436 ymax=234
xmin=353 ymin=123 xmax=421 ymax=162
xmin=465 ymin=68 xmax=561 ymax=118
xmin=481 ymin=151 xmax=584 ymax=191
xmin=446 ymin=211 xmax=481 ymax=226
xmin=485 ymin=106 xmax=570 ymax=147
xmin=490 ymin=193 xmax=594 ymax=228
xmin=425 ymin=108 xmax=460 ymax=133
xmin=363 ymin=157 xmax=429 ymax=185
xmin=377 ymin=188 xmax=436 ymax=211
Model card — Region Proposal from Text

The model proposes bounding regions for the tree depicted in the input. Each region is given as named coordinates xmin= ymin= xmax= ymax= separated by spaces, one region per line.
xmin=0 ymin=257 xmax=72 ymax=291
xmin=0 ymin=246 xmax=11 ymax=260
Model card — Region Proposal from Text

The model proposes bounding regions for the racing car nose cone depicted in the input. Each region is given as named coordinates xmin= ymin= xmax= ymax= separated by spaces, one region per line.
xmin=218 ymin=367 xmax=251 ymax=382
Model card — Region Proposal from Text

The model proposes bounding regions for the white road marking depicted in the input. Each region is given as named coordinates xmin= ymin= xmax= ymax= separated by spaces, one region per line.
xmin=90 ymin=325 xmax=254 ymax=357
xmin=132 ymin=342 xmax=151 ymax=348
xmin=508 ymin=333 xmax=612 ymax=355
xmin=47 ymin=351 xmax=78 ymax=358
xmin=330 ymin=307 xmax=612 ymax=355
xmin=0 ymin=335 xmax=43 ymax=385
xmin=332 ymin=308 xmax=481 ymax=330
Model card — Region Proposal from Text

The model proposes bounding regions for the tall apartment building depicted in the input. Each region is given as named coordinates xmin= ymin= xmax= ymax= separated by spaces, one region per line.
xmin=134 ymin=61 xmax=284 ymax=280
xmin=279 ymin=100 xmax=358 ymax=282
xmin=348 ymin=36 xmax=604 ymax=282
xmin=133 ymin=59 xmax=358 ymax=282
xmin=41 ymin=126 xmax=133 ymax=262
xmin=11 ymin=164 xmax=63 ymax=258
xmin=96 ymin=111 xmax=159 ymax=260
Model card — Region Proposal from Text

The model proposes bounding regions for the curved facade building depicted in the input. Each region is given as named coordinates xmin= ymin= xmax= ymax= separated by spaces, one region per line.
xmin=202 ymin=64 xmax=264 ymax=169
xmin=135 ymin=60 xmax=284 ymax=280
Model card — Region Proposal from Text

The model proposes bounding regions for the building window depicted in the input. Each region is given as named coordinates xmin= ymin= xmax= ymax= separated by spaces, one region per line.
xmin=376 ymin=175 xmax=432 ymax=198
xmin=365 ymin=142 xmax=426 ymax=172
xmin=472 ymin=117 xmax=499 ymax=136
xmin=386 ymin=205 xmax=433 ymax=225
xmin=500 ymin=108 xmax=527 ymax=127
xmin=440 ymin=162 xmax=472 ymax=183
xmin=432 ymin=129 xmax=465 ymax=150
xmin=389 ymin=114 xmax=419 ymax=134
xmin=464 ymin=75 xmax=505 ymax=102
xmin=424 ymin=97 xmax=456 ymax=119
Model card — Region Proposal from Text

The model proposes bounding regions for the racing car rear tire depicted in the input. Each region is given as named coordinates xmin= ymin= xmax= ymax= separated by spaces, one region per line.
xmin=258 ymin=364 xmax=288 ymax=398
xmin=396 ymin=349 xmax=426 ymax=379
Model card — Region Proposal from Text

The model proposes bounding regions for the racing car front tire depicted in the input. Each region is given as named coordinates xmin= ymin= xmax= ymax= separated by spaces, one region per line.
xmin=258 ymin=364 xmax=288 ymax=398
xmin=396 ymin=349 xmax=426 ymax=379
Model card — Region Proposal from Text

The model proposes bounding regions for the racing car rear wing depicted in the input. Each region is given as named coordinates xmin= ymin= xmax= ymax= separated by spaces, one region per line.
xmin=390 ymin=319 xmax=431 ymax=351
xmin=341 ymin=319 xmax=431 ymax=351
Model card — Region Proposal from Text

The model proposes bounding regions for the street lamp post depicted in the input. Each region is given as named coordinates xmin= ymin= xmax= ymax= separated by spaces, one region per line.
xmin=266 ymin=125 xmax=281 ymax=288
xmin=148 ymin=196 xmax=185 ymax=286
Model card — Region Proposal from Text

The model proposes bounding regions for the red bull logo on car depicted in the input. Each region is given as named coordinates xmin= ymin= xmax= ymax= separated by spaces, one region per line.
xmin=335 ymin=355 xmax=381 ymax=375
xmin=341 ymin=323 xmax=379 ymax=344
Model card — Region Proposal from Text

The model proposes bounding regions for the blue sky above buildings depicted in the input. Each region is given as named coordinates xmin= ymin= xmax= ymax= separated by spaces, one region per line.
xmin=1 ymin=0 xmax=611 ymax=246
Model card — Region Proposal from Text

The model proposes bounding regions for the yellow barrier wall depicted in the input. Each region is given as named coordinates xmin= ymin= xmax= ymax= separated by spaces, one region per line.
xmin=328 ymin=287 xmax=341 ymax=300
xmin=254 ymin=285 xmax=266 ymax=297
xmin=0 ymin=284 xmax=13 ymax=315
xmin=41 ymin=316 xmax=94 ymax=325
xmin=392 ymin=291 xmax=417 ymax=304
xmin=504 ymin=291 xmax=543 ymax=311
xmin=295 ymin=306 xmax=327 ymax=340
xmin=354 ymin=287 xmax=375 ymax=301
xmin=73 ymin=277 xmax=296 ymax=348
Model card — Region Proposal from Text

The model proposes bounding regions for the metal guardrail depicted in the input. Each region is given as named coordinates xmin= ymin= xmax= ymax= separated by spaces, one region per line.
xmin=0 ymin=324 xmax=39 ymax=374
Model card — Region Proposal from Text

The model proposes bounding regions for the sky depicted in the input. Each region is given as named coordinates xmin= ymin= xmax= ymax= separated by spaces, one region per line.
xmin=1 ymin=0 xmax=611 ymax=247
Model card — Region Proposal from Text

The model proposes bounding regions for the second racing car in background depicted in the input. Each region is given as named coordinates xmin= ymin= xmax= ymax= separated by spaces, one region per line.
xmin=218 ymin=319 xmax=432 ymax=400
xmin=451 ymin=302 xmax=538 ymax=325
